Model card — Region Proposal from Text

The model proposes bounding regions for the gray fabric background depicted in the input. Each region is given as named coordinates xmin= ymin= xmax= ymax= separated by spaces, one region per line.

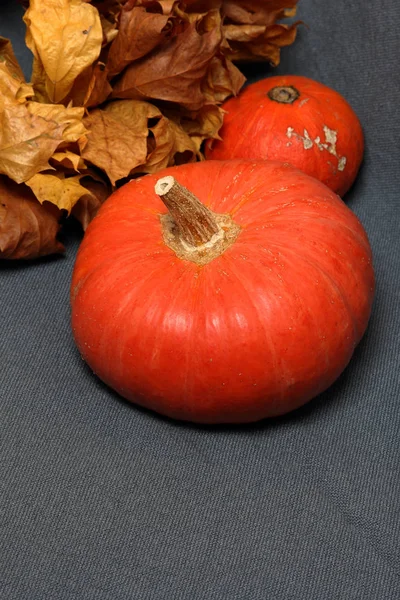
xmin=1 ymin=2 xmax=399 ymax=599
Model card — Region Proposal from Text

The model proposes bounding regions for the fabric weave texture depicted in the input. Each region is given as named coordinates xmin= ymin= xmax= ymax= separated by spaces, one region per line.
xmin=1 ymin=2 xmax=399 ymax=599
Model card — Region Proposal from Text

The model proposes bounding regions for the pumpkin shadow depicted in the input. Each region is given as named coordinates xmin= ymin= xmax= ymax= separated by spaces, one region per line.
xmin=73 ymin=316 xmax=374 ymax=435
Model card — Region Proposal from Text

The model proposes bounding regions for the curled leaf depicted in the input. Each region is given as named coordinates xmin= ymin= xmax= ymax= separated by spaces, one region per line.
xmin=224 ymin=20 xmax=299 ymax=64
xmin=107 ymin=4 xmax=170 ymax=77
xmin=24 ymin=0 xmax=103 ymax=103
xmin=25 ymin=172 xmax=92 ymax=214
xmin=167 ymin=104 xmax=225 ymax=153
xmin=0 ymin=175 xmax=64 ymax=260
xmin=112 ymin=15 xmax=222 ymax=110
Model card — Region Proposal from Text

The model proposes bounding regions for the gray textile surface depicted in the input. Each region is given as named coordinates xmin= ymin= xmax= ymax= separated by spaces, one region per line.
xmin=1 ymin=2 xmax=399 ymax=599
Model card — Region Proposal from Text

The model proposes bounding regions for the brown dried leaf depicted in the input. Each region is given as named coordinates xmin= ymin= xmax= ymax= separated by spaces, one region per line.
xmin=0 ymin=174 xmax=64 ymax=260
xmin=72 ymin=174 xmax=112 ymax=230
xmin=139 ymin=118 xmax=196 ymax=173
xmin=202 ymin=53 xmax=245 ymax=103
xmin=80 ymin=100 xmax=150 ymax=184
xmin=65 ymin=61 xmax=113 ymax=108
xmin=167 ymin=104 xmax=225 ymax=152
xmin=107 ymin=4 xmax=169 ymax=77
xmin=222 ymin=0 xmax=297 ymax=26
xmin=24 ymin=0 xmax=103 ymax=103
xmin=25 ymin=172 xmax=92 ymax=214
xmin=112 ymin=15 xmax=222 ymax=110
xmin=225 ymin=21 xmax=299 ymax=64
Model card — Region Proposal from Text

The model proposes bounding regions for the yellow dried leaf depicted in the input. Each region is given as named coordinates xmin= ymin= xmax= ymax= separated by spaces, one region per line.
xmin=24 ymin=0 xmax=103 ymax=103
xmin=0 ymin=62 xmax=34 ymax=105
xmin=0 ymin=101 xmax=65 ymax=184
xmin=25 ymin=172 xmax=91 ymax=214
xmin=0 ymin=37 xmax=25 ymax=82
xmin=26 ymin=103 xmax=88 ymax=144
xmin=51 ymin=150 xmax=86 ymax=172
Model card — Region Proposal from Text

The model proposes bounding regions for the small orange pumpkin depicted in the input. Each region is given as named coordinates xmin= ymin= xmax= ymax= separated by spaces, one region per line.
xmin=205 ymin=75 xmax=364 ymax=196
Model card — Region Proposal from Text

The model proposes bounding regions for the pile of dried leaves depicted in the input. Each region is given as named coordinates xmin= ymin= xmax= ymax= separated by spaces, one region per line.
xmin=0 ymin=0 xmax=299 ymax=259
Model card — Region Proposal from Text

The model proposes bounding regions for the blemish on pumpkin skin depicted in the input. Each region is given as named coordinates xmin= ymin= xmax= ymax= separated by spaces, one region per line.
xmin=299 ymin=98 xmax=310 ymax=108
xmin=286 ymin=124 xmax=347 ymax=170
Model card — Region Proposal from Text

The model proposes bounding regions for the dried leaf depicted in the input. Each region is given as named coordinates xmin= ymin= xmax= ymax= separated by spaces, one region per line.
xmin=225 ymin=21 xmax=299 ymax=64
xmin=80 ymin=100 xmax=150 ymax=184
xmin=222 ymin=0 xmax=296 ymax=26
xmin=0 ymin=61 xmax=34 ymax=106
xmin=50 ymin=150 xmax=87 ymax=172
xmin=107 ymin=4 xmax=169 ymax=77
xmin=25 ymin=172 xmax=92 ymax=214
xmin=138 ymin=117 xmax=196 ymax=173
xmin=0 ymin=174 xmax=64 ymax=260
xmin=72 ymin=174 xmax=111 ymax=230
xmin=203 ymin=54 xmax=245 ymax=103
xmin=167 ymin=104 xmax=225 ymax=152
xmin=24 ymin=0 xmax=103 ymax=103
xmin=0 ymin=37 xmax=26 ymax=82
xmin=100 ymin=14 xmax=119 ymax=45
xmin=112 ymin=15 xmax=222 ymax=110
xmin=26 ymin=103 xmax=88 ymax=145
xmin=0 ymin=100 xmax=65 ymax=184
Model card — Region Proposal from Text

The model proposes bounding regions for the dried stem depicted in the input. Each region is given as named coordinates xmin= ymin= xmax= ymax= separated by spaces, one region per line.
xmin=155 ymin=176 xmax=220 ymax=248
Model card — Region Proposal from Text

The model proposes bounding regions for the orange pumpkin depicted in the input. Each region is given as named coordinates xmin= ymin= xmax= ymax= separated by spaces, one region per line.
xmin=70 ymin=160 xmax=374 ymax=424
xmin=205 ymin=76 xmax=364 ymax=196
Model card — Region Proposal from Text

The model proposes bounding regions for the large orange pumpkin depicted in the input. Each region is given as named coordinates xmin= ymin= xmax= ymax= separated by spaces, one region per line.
xmin=70 ymin=160 xmax=374 ymax=424
xmin=205 ymin=76 xmax=364 ymax=197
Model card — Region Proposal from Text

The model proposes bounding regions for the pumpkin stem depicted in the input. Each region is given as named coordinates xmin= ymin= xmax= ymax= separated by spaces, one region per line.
xmin=155 ymin=175 xmax=241 ymax=266
xmin=268 ymin=85 xmax=300 ymax=104
xmin=155 ymin=176 xmax=220 ymax=247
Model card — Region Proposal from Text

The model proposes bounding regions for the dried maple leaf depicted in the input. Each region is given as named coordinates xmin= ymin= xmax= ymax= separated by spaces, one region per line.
xmin=0 ymin=175 xmax=64 ymax=260
xmin=225 ymin=21 xmax=299 ymax=64
xmin=221 ymin=0 xmax=300 ymax=64
xmin=24 ymin=0 xmax=103 ymax=103
xmin=80 ymin=100 xmax=151 ymax=184
xmin=112 ymin=14 xmax=222 ymax=110
xmin=107 ymin=3 xmax=170 ymax=77
xmin=0 ymin=100 xmax=65 ymax=184
xmin=25 ymin=172 xmax=93 ymax=214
